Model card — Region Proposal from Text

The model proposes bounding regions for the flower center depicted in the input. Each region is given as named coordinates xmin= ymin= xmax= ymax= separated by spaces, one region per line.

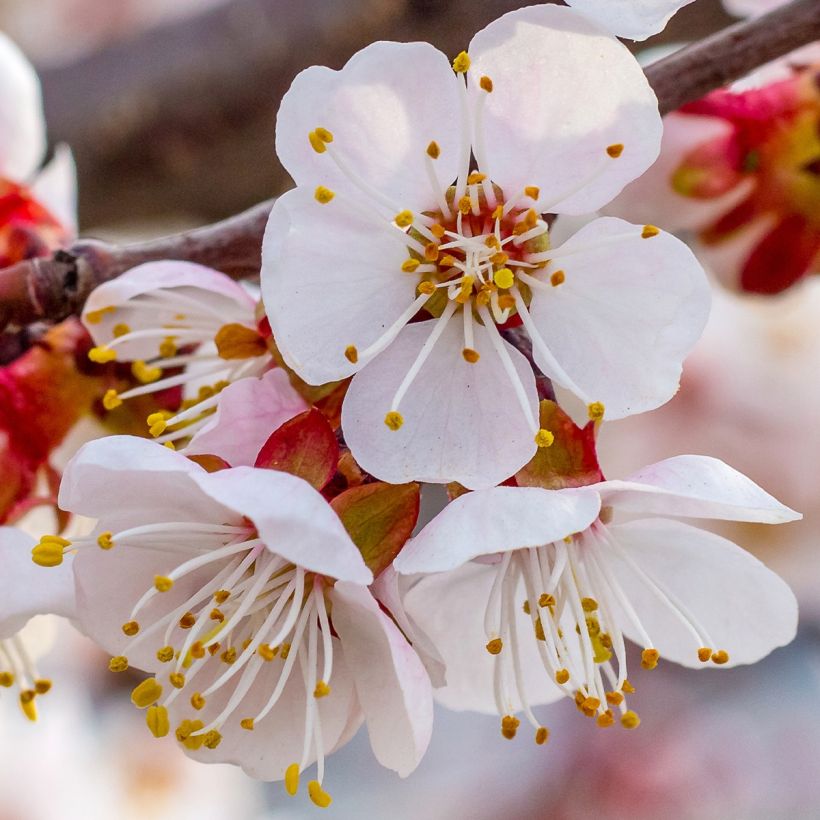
xmin=0 ymin=633 xmax=52 ymax=721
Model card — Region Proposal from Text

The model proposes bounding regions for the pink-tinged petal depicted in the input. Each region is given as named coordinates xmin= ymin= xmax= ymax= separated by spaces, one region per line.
xmin=672 ymin=129 xmax=745 ymax=199
xmin=0 ymin=528 xmax=74 ymax=638
xmin=190 ymin=467 xmax=372 ymax=584
xmin=566 ymin=0 xmax=695 ymax=40
xmin=165 ymin=639 xmax=360 ymax=780
xmin=0 ymin=32 xmax=46 ymax=181
xmin=395 ymin=487 xmax=600 ymax=574
xmin=261 ymin=186 xmax=417 ymax=385
xmin=603 ymin=518 xmax=798 ymax=666
xmin=331 ymin=581 xmax=433 ymax=777
xmin=596 ymin=454 xmax=801 ymax=523
xmin=185 ymin=370 xmax=307 ymax=467
xmin=275 ymin=41 xmax=461 ymax=211
xmin=342 ymin=319 xmax=538 ymax=489
xmin=82 ymin=260 xmax=256 ymax=360
xmin=30 ymin=144 xmax=77 ymax=237
xmin=58 ymin=435 xmax=229 ymax=530
xmin=468 ymin=5 xmax=662 ymax=214
xmin=403 ymin=562 xmax=564 ymax=712
xmin=528 ymin=217 xmax=710 ymax=418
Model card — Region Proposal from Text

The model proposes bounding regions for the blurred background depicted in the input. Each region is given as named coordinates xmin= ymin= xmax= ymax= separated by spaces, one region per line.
xmin=2 ymin=1 xmax=820 ymax=818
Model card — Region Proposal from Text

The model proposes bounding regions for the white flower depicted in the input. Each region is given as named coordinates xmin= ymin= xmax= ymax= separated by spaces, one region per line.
xmin=565 ymin=0 xmax=696 ymax=41
xmin=396 ymin=456 xmax=798 ymax=739
xmin=42 ymin=436 xmax=433 ymax=805
xmin=82 ymin=260 xmax=272 ymax=446
xmin=263 ymin=4 xmax=709 ymax=489
xmin=0 ymin=527 xmax=75 ymax=721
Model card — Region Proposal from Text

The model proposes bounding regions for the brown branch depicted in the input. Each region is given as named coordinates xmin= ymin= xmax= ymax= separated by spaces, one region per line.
xmin=3 ymin=0 xmax=817 ymax=331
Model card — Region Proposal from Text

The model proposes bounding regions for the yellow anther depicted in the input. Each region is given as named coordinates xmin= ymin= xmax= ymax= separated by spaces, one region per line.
xmin=179 ymin=612 xmax=196 ymax=629
xmin=210 ymin=608 xmax=225 ymax=622
xmin=462 ymin=348 xmax=480 ymax=364
xmin=493 ymin=268 xmax=514 ymax=290
xmin=169 ymin=673 xmax=186 ymax=689
xmin=258 ymin=643 xmax=278 ymax=661
xmin=535 ymin=726 xmax=549 ymax=745
xmin=698 ymin=647 xmax=712 ymax=662
xmin=401 ymin=258 xmax=420 ymax=273
xmin=550 ymin=270 xmax=566 ymax=287
xmin=84 ymin=305 xmax=116 ymax=324
xmin=279 ymin=643 xmax=291 ymax=660
xmin=581 ymin=597 xmax=599 ymax=612
xmin=159 ymin=337 xmax=177 ymax=358
xmin=580 ymin=696 xmax=600 ymax=717
xmin=394 ymin=210 xmax=414 ymax=228
xmin=314 ymin=186 xmax=335 ymax=204
xmin=467 ymin=172 xmax=487 ymax=184
xmin=439 ymin=254 xmax=457 ymax=267
xmin=112 ymin=323 xmax=131 ymax=338
xmin=203 ymin=730 xmax=222 ymax=749
xmin=524 ymin=185 xmax=540 ymax=200
xmin=475 ymin=287 xmax=492 ymax=307
xmin=156 ymin=646 xmax=175 ymax=663
xmin=457 ymin=195 xmax=472 ymax=215
xmin=0 ymin=672 xmax=13 ymax=687
xmin=19 ymin=690 xmax=37 ymax=721
xmin=535 ymin=428 xmax=554 ymax=448
xmin=525 ymin=209 xmax=539 ymax=228
xmin=122 ymin=620 xmax=140 ymax=636
xmin=607 ymin=143 xmax=625 ymax=158
xmin=154 ymin=575 xmax=174 ymax=593
xmin=32 ymin=536 xmax=69 ymax=567
xmin=109 ymin=656 xmax=129 ymax=673
xmin=131 ymin=360 xmax=161 ymax=384
xmin=384 ymin=411 xmax=404 ymax=431
xmin=641 ymin=648 xmax=660 ymax=670
xmin=426 ymin=140 xmax=440 ymax=159
xmin=94 ymin=531 xmax=113 ymax=550
xmin=285 ymin=763 xmax=300 ymax=796
xmin=485 ymin=638 xmax=503 ymax=655
xmin=418 ymin=281 xmax=436 ymax=296
xmin=214 ymin=590 xmax=230 ymax=604
xmin=712 ymin=650 xmax=729 ymax=665
xmin=622 ymin=679 xmax=636 ymax=694
xmin=221 ymin=648 xmax=237 ymax=664
xmin=309 ymin=131 xmax=327 ymax=154
xmin=190 ymin=641 xmax=205 ymax=660
xmin=34 ymin=679 xmax=52 ymax=695
xmin=343 ymin=344 xmax=359 ymax=364
xmin=146 ymin=704 xmax=170 ymax=738
xmin=607 ymin=692 xmax=625 ymax=707
xmin=102 ymin=389 xmax=122 ymax=410
xmin=315 ymin=127 xmax=334 ymax=144
xmin=164 ymin=442 xmax=176 ymax=450
xmin=430 ymin=222 xmax=446 ymax=239
xmin=512 ymin=221 xmax=530 ymax=236
xmin=490 ymin=251 xmax=509 ymax=265
xmin=479 ymin=75 xmax=493 ymax=93
xmin=501 ymin=714 xmax=520 ymax=740
xmin=642 ymin=224 xmax=660 ymax=239
xmin=522 ymin=600 xmax=531 ymax=614
xmin=455 ymin=275 xmax=475 ymax=305
xmin=190 ymin=692 xmax=206 ymax=710
xmin=497 ymin=294 xmax=514 ymax=311
xmin=131 ymin=677 xmax=162 ymax=709
xmin=88 ymin=346 xmax=117 ymax=364
xmin=597 ymin=710 xmax=615 ymax=728
xmin=176 ymin=719 xmax=205 ymax=750
xmin=621 ymin=710 xmax=641 ymax=729
xmin=534 ymin=619 xmax=546 ymax=641
xmin=452 ymin=51 xmax=470 ymax=73
xmin=539 ymin=593 xmax=555 ymax=608
xmin=424 ymin=242 xmax=440 ymax=262
xmin=146 ymin=412 xmax=167 ymax=437
xmin=492 ymin=204 xmax=504 ymax=220
xmin=314 ymin=680 xmax=331 ymax=699
xmin=240 ymin=718 xmax=255 ymax=730
xmin=214 ymin=323 xmax=266 ymax=360
xmin=208 ymin=643 xmax=221 ymax=656
xmin=587 ymin=402 xmax=605 ymax=422
xmin=308 ymin=781 xmax=333 ymax=809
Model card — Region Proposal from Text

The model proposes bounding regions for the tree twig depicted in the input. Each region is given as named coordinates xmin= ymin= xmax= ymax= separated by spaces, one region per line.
xmin=3 ymin=0 xmax=818 ymax=331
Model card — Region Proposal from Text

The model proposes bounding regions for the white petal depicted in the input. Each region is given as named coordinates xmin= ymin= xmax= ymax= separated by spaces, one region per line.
xmin=566 ymin=0 xmax=695 ymax=40
xmin=396 ymin=487 xmax=601 ymax=574
xmin=528 ymin=217 xmax=710 ymax=418
xmin=403 ymin=562 xmax=564 ymax=713
xmin=185 ymin=369 xmax=307 ymax=467
xmin=468 ymin=5 xmax=662 ymax=213
xmin=190 ymin=467 xmax=372 ymax=584
xmin=331 ymin=581 xmax=433 ymax=777
xmin=275 ymin=41 xmax=461 ymax=211
xmin=261 ymin=186 xmax=416 ymax=385
xmin=597 ymin=455 xmax=802 ymax=523
xmin=342 ymin=319 xmax=538 ymax=489
xmin=723 ymin=0 xmax=786 ymax=17
xmin=0 ymin=32 xmax=46 ymax=181
xmin=0 ymin=528 xmax=75 ymax=638
xmin=603 ymin=518 xmax=798 ymax=666
xmin=30 ymin=144 xmax=78 ymax=237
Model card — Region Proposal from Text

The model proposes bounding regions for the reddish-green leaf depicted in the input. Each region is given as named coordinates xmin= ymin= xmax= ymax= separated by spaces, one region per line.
xmin=254 ymin=408 xmax=339 ymax=490
xmin=331 ymin=482 xmax=420 ymax=577
xmin=516 ymin=400 xmax=604 ymax=489
xmin=186 ymin=453 xmax=231 ymax=473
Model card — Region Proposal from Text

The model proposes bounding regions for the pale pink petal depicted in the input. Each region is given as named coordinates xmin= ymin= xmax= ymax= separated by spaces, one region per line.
xmin=0 ymin=32 xmax=45 ymax=181
xmin=29 ymin=143 xmax=78 ymax=237
xmin=395 ymin=487 xmax=601 ymax=574
xmin=342 ymin=319 xmax=538 ymax=489
xmin=528 ymin=217 xmax=710 ymax=418
xmin=468 ymin=5 xmax=662 ymax=214
xmin=723 ymin=0 xmax=787 ymax=17
xmin=0 ymin=528 xmax=75 ymax=638
xmin=330 ymin=581 xmax=433 ymax=777
xmin=190 ymin=467 xmax=372 ymax=584
xmin=275 ymin=41 xmax=461 ymax=211
xmin=403 ymin=562 xmax=564 ymax=713
xmin=261 ymin=186 xmax=416 ymax=385
xmin=602 ymin=518 xmax=798 ymax=666
xmin=566 ymin=0 xmax=696 ymax=40
xmin=184 ymin=370 xmax=307 ymax=467
xmin=597 ymin=454 xmax=801 ymax=523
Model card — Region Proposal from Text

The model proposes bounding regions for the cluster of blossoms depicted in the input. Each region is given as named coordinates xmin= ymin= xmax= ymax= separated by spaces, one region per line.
xmin=0 ymin=2 xmax=805 ymax=810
